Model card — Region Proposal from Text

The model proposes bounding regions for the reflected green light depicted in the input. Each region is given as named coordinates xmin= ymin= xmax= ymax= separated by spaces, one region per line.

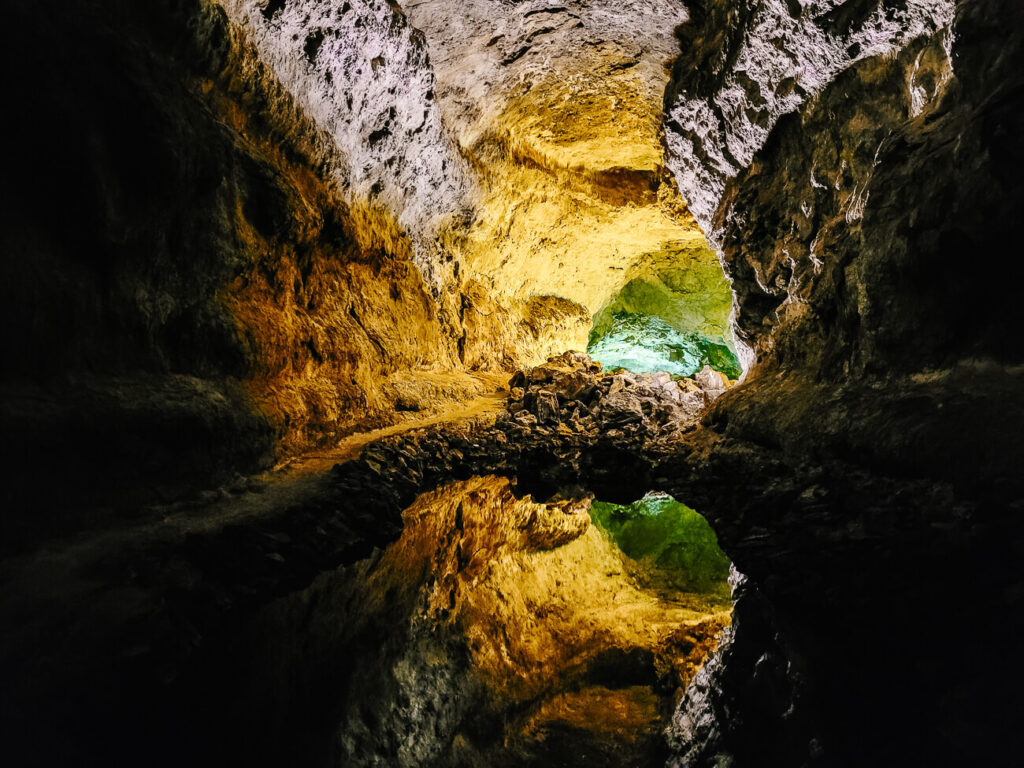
xmin=586 ymin=244 xmax=742 ymax=378
xmin=590 ymin=492 xmax=731 ymax=593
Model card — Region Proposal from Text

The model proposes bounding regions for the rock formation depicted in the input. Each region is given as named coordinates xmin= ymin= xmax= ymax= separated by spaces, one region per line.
xmin=0 ymin=0 xmax=482 ymax=544
xmin=1 ymin=0 xmax=1022 ymax=766
xmin=404 ymin=0 xmax=738 ymax=365
xmin=659 ymin=0 xmax=1024 ymax=764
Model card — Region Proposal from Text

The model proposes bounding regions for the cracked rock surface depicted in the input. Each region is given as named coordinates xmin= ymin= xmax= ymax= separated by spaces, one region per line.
xmin=660 ymin=0 xmax=1024 ymax=764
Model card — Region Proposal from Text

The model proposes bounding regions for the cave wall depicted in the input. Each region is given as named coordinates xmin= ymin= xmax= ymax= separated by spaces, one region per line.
xmin=405 ymin=0 xmax=734 ymax=365
xmin=666 ymin=0 xmax=1024 ymax=379
xmin=217 ymin=0 xmax=474 ymax=289
xmin=0 ymin=0 xmax=750 ymax=551
xmin=211 ymin=0 xmax=737 ymax=377
xmin=665 ymin=0 xmax=1024 ymax=502
xmin=661 ymin=0 xmax=1024 ymax=764
xmin=0 ymin=0 xmax=488 ymax=547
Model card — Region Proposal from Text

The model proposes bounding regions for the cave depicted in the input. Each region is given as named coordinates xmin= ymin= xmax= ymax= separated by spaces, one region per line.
xmin=1 ymin=0 xmax=1022 ymax=766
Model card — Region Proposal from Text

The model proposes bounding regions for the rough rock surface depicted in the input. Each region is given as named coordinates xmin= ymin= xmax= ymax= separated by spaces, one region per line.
xmin=218 ymin=0 xmax=474 ymax=289
xmin=660 ymin=0 xmax=1024 ymax=764
xmin=0 ymin=0 xmax=488 ymax=546
xmin=506 ymin=351 xmax=731 ymax=439
xmin=665 ymin=0 xmax=955 ymax=230
xmin=405 ymin=0 xmax=732 ymax=364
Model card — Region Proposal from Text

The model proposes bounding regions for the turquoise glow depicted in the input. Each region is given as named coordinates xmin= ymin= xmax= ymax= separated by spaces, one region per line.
xmin=590 ymin=491 xmax=731 ymax=593
xmin=587 ymin=312 xmax=741 ymax=378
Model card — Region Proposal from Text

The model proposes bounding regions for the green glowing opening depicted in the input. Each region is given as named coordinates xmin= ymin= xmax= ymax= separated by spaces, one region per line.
xmin=587 ymin=243 xmax=742 ymax=378
xmin=590 ymin=492 xmax=731 ymax=594
xmin=587 ymin=312 xmax=741 ymax=378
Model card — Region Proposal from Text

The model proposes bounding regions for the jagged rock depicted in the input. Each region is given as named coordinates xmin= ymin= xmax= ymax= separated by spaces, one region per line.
xmin=534 ymin=390 xmax=560 ymax=424
xmin=513 ymin=412 xmax=537 ymax=427
xmin=551 ymin=369 xmax=595 ymax=403
xmin=599 ymin=390 xmax=645 ymax=429
xmin=218 ymin=0 xmax=473 ymax=279
xmin=695 ymin=365 xmax=729 ymax=401
xmin=505 ymin=353 xmax=728 ymax=439
xmin=659 ymin=0 xmax=1024 ymax=764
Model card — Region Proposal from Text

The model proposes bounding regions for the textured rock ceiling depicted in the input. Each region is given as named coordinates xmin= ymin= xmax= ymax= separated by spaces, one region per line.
xmin=406 ymin=0 xmax=727 ymax=345
xmin=218 ymin=0 xmax=474 ymax=290
xmin=223 ymin=0 xmax=736 ymax=366
xmin=664 ymin=0 xmax=956 ymax=230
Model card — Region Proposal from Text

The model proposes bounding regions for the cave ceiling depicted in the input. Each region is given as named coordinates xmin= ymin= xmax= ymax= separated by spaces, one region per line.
xmin=222 ymin=0 xmax=736 ymax=366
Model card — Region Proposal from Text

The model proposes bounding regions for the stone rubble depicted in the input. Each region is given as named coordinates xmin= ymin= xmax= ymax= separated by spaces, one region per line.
xmin=506 ymin=351 xmax=735 ymax=439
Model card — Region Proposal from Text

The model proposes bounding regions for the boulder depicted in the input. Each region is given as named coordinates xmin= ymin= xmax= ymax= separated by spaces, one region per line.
xmin=695 ymin=365 xmax=728 ymax=400
xmin=534 ymin=390 xmax=561 ymax=424
xmin=599 ymin=390 xmax=645 ymax=429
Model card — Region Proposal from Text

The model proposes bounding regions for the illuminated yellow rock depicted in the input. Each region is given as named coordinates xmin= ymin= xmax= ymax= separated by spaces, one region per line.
xmin=407 ymin=0 xmax=733 ymax=367
xmin=343 ymin=476 xmax=731 ymax=763
xmin=200 ymin=0 xmax=740 ymax=453
xmin=186 ymin=0 xmax=741 ymax=461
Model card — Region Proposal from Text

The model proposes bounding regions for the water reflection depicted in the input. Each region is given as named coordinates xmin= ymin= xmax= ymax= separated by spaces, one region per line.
xmin=333 ymin=475 xmax=731 ymax=767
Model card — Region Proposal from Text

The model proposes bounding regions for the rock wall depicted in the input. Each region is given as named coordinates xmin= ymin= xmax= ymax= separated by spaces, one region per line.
xmin=217 ymin=0 xmax=474 ymax=290
xmin=405 ymin=0 xmax=734 ymax=365
xmin=0 ymin=0 xmax=484 ymax=548
xmin=665 ymin=0 xmax=955 ymax=232
xmin=662 ymin=0 xmax=1024 ymax=764
xmin=0 ymin=0 xmax=743 ymax=552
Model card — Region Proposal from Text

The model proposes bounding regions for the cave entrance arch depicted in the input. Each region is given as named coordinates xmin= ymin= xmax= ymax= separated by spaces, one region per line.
xmin=585 ymin=241 xmax=744 ymax=380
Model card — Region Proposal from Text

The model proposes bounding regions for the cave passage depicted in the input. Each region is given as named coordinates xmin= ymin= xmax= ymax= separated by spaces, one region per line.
xmin=584 ymin=243 xmax=743 ymax=379
xmin=324 ymin=477 xmax=733 ymax=766
xmin=589 ymin=491 xmax=733 ymax=596
xmin=4 ymin=0 xmax=1023 ymax=765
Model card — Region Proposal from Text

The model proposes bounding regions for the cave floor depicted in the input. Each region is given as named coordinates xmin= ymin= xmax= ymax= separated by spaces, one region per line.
xmin=268 ymin=380 xmax=509 ymax=480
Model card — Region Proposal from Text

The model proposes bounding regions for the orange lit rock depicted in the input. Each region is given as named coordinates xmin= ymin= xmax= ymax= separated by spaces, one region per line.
xmin=332 ymin=475 xmax=730 ymax=765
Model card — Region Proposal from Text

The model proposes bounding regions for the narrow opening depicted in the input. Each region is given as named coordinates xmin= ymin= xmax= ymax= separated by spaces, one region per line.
xmin=586 ymin=242 xmax=743 ymax=379
xmin=590 ymin=490 xmax=732 ymax=600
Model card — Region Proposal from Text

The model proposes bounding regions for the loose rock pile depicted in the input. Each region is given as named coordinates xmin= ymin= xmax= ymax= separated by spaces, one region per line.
xmin=505 ymin=351 xmax=735 ymax=438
